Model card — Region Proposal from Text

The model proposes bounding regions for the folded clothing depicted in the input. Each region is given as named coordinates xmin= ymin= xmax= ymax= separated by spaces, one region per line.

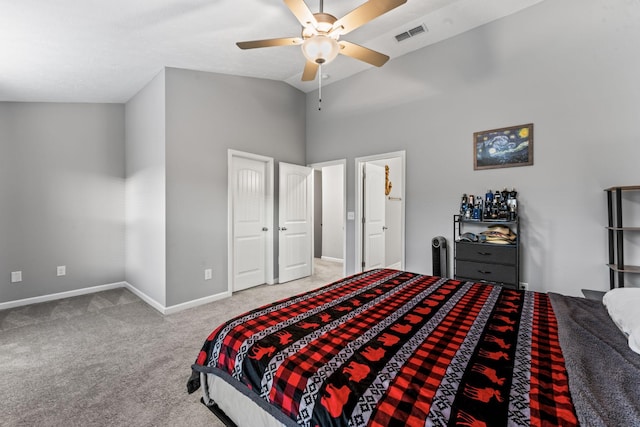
xmin=459 ymin=232 xmax=486 ymax=243
xmin=480 ymin=225 xmax=517 ymax=244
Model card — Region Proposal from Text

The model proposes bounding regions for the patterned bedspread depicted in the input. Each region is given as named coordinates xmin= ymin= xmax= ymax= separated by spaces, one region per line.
xmin=189 ymin=269 xmax=579 ymax=427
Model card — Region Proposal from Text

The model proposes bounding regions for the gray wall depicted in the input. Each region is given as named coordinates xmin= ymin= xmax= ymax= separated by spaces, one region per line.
xmin=0 ymin=102 xmax=125 ymax=303
xmin=164 ymin=67 xmax=306 ymax=307
xmin=125 ymin=71 xmax=167 ymax=305
xmin=306 ymin=0 xmax=640 ymax=296
xmin=4 ymin=0 xmax=638 ymax=308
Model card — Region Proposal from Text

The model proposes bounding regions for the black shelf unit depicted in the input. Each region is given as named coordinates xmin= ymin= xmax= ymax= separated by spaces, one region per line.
xmin=605 ymin=185 xmax=640 ymax=289
xmin=453 ymin=215 xmax=520 ymax=289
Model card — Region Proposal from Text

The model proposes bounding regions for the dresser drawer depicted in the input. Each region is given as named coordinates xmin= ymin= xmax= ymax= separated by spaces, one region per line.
xmin=455 ymin=241 xmax=516 ymax=264
xmin=455 ymin=260 xmax=517 ymax=285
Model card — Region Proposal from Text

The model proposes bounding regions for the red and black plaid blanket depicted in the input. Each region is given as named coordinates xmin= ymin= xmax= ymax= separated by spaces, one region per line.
xmin=189 ymin=269 xmax=579 ymax=427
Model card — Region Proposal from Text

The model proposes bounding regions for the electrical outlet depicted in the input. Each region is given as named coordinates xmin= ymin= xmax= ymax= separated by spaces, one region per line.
xmin=204 ymin=268 xmax=213 ymax=280
xmin=519 ymin=282 xmax=529 ymax=291
xmin=57 ymin=265 xmax=66 ymax=276
xmin=11 ymin=271 xmax=22 ymax=283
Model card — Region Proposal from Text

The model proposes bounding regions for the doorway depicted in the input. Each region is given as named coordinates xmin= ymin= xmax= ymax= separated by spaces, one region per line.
xmin=355 ymin=151 xmax=405 ymax=272
xmin=309 ymin=159 xmax=347 ymax=278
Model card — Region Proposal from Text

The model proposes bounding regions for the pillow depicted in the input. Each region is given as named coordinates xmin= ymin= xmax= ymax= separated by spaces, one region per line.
xmin=602 ymin=287 xmax=640 ymax=354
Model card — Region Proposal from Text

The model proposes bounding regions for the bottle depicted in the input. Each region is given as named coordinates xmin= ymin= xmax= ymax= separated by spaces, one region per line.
xmin=473 ymin=198 xmax=482 ymax=220
xmin=508 ymin=188 xmax=518 ymax=220
xmin=483 ymin=191 xmax=491 ymax=220
xmin=499 ymin=188 xmax=509 ymax=219
xmin=485 ymin=189 xmax=494 ymax=204
xmin=491 ymin=190 xmax=501 ymax=218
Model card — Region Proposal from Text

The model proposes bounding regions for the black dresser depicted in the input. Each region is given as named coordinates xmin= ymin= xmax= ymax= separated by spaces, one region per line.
xmin=453 ymin=215 xmax=520 ymax=289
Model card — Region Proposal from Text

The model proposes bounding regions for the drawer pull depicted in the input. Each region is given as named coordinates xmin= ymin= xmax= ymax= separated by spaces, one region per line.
xmin=478 ymin=270 xmax=492 ymax=274
xmin=476 ymin=252 xmax=492 ymax=256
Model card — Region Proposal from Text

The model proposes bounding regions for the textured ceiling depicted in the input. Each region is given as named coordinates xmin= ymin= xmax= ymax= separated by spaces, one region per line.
xmin=0 ymin=0 xmax=544 ymax=103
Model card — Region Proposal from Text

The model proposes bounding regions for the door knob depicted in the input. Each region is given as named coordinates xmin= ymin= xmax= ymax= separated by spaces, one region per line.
xmin=382 ymin=226 xmax=388 ymax=231
xmin=279 ymin=227 xmax=288 ymax=231
xmin=262 ymin=227 xmax=268 ymax=231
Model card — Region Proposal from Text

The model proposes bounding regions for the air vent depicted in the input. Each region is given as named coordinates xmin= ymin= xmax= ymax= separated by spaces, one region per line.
xmin=394 ymin=24 xmax=427 ymax=43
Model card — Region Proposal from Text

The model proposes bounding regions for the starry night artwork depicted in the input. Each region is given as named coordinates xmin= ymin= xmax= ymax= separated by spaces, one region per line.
xmin=474 ymin=123 xmax=534 ymax=170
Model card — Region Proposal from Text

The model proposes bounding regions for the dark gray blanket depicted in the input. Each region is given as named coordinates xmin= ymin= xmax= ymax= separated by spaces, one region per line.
xmin=549 ymin=293 xmax=640 ymax=427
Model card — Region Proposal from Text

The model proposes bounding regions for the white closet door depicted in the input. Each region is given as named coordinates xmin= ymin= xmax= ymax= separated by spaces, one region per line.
xmin=279 ymin=162 xmax=313 ymax=283
xmin=232 ymin=156 xmax=268 ymax=291
xmin=363 ymin=163 xmax=386 ymax=270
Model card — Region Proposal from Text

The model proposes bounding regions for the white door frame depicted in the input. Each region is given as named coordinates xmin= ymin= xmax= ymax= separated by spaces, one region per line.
xmin=308 ymin=159 xmax=347 ymax=278
xmin=227 ymin=150 xmax=275 ymax=294
xmin=355 ymin=151 xmax=406 ymax=273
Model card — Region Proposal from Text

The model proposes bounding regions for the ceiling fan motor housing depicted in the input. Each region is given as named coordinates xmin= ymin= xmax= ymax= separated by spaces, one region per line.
xmin=310 ymin=13 xmax=338 ymax=34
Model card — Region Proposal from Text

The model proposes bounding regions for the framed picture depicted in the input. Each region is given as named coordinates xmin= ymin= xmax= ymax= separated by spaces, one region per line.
xmin=474 ymin=123 xmax=533 ymax=170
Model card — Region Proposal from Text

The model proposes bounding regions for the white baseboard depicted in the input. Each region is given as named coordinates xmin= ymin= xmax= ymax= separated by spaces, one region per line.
xmin=123 ymin=282 xmax=233 ymax=315
xmin=320 ymin=256 xmax=344 ymax=263
xmin=163 ymin=289 xmax=232 ymax=315
xmin=386 ymin=262 xmax=402 ymax=270
xmin=122 ymin=282 xmax=166 ymax=313
xmin=0 ymin=281 xmax=125 ymax=311
xmin=0 ymin=281 xmax=234 ymax=316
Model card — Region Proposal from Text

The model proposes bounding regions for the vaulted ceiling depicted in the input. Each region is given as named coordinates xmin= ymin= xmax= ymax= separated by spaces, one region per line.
xmin=0 ymin=0 xmax=544 ymax=103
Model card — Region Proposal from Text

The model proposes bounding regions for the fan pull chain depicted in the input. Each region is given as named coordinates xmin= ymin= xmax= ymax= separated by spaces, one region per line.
xmin=318 ymin=65 xmax=322 ymax=111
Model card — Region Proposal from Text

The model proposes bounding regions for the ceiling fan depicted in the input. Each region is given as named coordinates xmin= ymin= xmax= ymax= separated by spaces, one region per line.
xmin=236 ymin=0 xmax=408 ymax=81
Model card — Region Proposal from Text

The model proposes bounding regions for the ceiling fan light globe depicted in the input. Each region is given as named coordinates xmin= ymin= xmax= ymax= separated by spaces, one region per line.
xmin=301 ymin=35 xmax=340 ymax=65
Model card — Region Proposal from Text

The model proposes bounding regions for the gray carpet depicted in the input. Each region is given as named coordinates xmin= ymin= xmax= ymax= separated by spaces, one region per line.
xmin=0 ymin=259 xmax=343 ymax=427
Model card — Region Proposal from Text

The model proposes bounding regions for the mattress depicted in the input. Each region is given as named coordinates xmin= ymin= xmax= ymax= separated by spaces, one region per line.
xmin=187 ymin=269 xmax=640 ymax=426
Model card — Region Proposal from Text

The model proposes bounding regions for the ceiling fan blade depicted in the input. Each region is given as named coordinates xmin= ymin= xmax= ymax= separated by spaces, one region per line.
xmin=339 ymin=41 xmax=389 ymax=67
xmin=302 ymin=61 xmax=319 ymax=81
xmin=236 ymin=37 xmax=303 ymax=49
xmin=284 ymin=0 xmax=318 ymax=28
xmin=333 ymin=0 xmax=407 ymax=36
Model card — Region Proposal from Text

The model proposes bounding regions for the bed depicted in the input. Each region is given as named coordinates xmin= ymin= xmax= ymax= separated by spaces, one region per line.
xmin=187 ymin=269 xmax=640 ymax=427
